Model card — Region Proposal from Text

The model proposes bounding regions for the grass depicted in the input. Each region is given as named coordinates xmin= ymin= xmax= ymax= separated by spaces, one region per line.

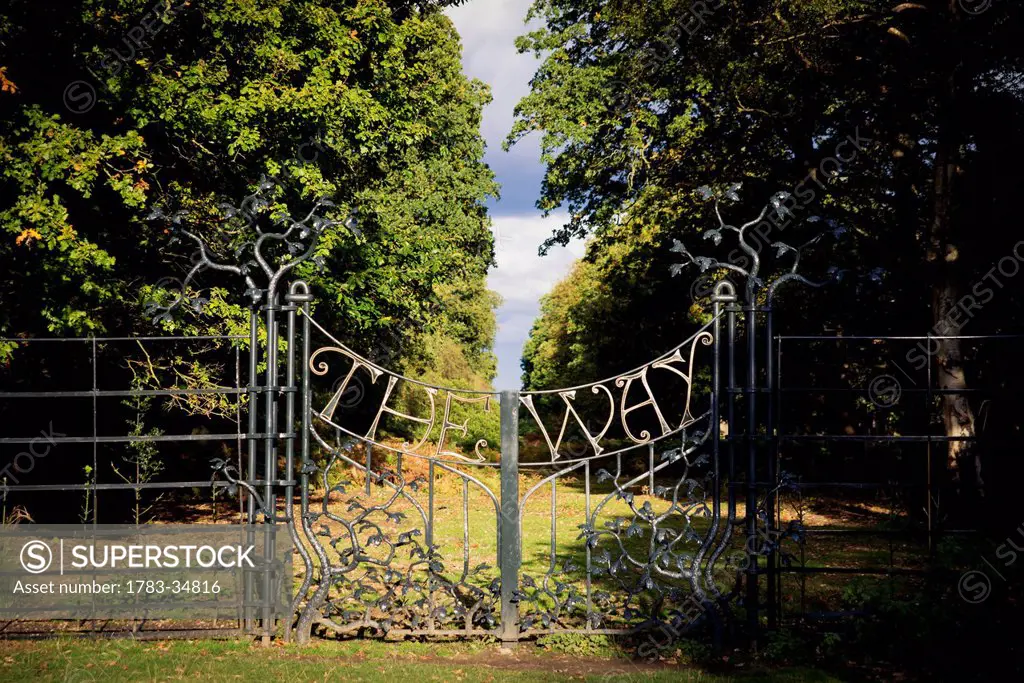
xmin=0 ymin=637 xmax=855 ymax=682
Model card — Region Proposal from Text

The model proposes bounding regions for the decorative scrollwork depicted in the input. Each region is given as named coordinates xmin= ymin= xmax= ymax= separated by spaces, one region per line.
xmin=295 ymin=433 xmax=502 ymax=637
xmin=516 ymin=422 xmax=734 ymax=634
xmin=743 ymin=471 xmax=805 ymax=568
xmin=669 ymin=183 xmax=847 ymax=303
xmin=520 ymin=326 xmax=715 ymax=464
xmin=145 ymin=176 xmax=358 ymax=321
xmin=210 ymin=457 xmax=269 ymax=519
xmin=305 ymin=313 xmax=496 ymax=465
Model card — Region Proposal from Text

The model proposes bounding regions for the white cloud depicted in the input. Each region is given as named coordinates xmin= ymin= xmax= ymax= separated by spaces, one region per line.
xmin=487 ymin=213 xmax=585 ymax=389
xmin=445 ymin=1 xmax=582 ymax=390
xmin=446 ymin=0 xmax=543 ymax=160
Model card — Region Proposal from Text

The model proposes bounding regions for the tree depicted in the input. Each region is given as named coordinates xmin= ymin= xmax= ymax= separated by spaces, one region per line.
xmin=510 ymin=0 xmax=1024 ymax=499
xmin=0 ymin=0 xmax=497 ymax=518
xmin=1 ymin=0 xmax=494 ymax=364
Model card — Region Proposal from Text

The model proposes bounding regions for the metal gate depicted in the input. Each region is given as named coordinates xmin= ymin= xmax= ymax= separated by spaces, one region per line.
xmin=278 ymin=293 xmax=815 ymax=648
xmin=3 ymin=182 xmax=1012 ymax=647
xmin=10 ymin=182 xmax=957 ymax=646
xmin=286 ymin=288 xmax=738 ymax=645
xmin=135 ymin=185 xmax=824 ymax=647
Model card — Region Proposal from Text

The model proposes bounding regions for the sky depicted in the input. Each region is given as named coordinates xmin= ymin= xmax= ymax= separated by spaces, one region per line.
xmin=446 ymin=1 xmax=586 ymax=390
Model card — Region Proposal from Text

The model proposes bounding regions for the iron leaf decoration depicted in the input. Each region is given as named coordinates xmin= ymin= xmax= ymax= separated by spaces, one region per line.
xmin=210 ymin=458 xmax=270 ymax=519
xmin=295 ymin=430 xmax=504 ymax=637
xmin=518 ymin=426 xmax=721 ymax=635
xmin=670 ymin=184 xmax=844 ymax=303
xmin=145 ymin=176 xmax=359 ymax=321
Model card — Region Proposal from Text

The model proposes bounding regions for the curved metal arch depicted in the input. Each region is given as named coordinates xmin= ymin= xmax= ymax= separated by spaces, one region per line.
xmin=520 ymin=315 xmax=721 ymax=396
xmin=302 ymin=311 xmax=499 ymax=397
xmin=311 ymin=410 xmax=497 ymax=466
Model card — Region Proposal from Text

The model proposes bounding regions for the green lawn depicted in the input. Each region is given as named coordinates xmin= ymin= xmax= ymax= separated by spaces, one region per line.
xmin=0 ymin=638 xmax=853 ymax=682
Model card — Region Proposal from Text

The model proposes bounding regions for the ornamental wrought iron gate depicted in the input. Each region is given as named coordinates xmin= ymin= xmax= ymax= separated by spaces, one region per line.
xmin=133 ymin=182 xmax=821 ymax=647
xmin=274 ymin=283 xmax=812 ymax=648
xmin=288 ymin=286 xmax=729 ymax=645
xmin=222 ymin=274 xmax=808 ymax=649
xmin=2 ymin=182 xmax=1011 ymax=646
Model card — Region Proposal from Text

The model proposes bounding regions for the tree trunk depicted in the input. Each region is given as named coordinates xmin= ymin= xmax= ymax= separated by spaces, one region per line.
xmin=927 ymin=46 xmax=982 ymax=501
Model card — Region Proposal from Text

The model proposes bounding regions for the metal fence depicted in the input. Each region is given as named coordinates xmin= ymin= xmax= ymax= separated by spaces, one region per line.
xmin=2 ymin=287 xmax=1018 ymax=648
xmin=3 ymin=186 xmax=1016 ymax=650
xmin=0 ymin=333 xmax=254 ymax=638
xmin=772 ymin=333 xmax=1024 ymax=625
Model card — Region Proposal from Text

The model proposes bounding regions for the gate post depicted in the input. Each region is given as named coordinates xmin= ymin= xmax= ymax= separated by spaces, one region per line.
xmin=498 ymin=389 xmax=521 ymax=646
xmin=244 ymin=305 xmax=259 ymax=635
xmin=745 ymin=300 xmax=760 ymax=645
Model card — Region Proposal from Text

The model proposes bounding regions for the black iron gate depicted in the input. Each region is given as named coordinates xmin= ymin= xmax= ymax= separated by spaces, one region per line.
xmin=0 ymin=185 xmax=833 ymax=647
xmin=270 ymin=271 xmax=809 ymax=647
xmin=5 ymin=183 xmax=1004 ymax=648
xmin=287 ymin=288 xmax=737 ymax=645
xmin=134 ymin=182 xmax=783 ymax=646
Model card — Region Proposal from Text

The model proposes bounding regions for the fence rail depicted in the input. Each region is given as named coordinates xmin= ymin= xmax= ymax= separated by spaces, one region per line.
xmin=2 ymin=302 xmax=1020 ymax=648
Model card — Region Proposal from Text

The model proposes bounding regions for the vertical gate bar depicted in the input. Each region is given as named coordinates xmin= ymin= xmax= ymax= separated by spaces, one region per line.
xmin=727 ymin=302 xmax=738 ymax=536
xmin=235 ymin=345 xmax=242 ymax=524
xmin=782 ymin=333 xmax=806 ymax=619
xmin=282 ymin=294 xmax=298 ymax=642
xmin=285 ymin=304 xmax=296 ymax=502
xmin=550 ymin=479 xmax=556 ymax=562
xmin=584 ymin=459 xmax=592 ymax=628
xmin=300 ymin=297 xmax=313 ymax=637
xmin=91 ymin=337 xmax=98 ymax=525
xmin=765 ymin=305 xmax=777 ymax=631
xmin=926 ymin=334 xmax=934 ymax=555
xmin=775 ymin=335 xmax=785 ymax=625
xmin=91 ymin=337 xmax=99 ymax=618
xmin=499 ymin=389 xmax=521 ymax=646
xmin=262 ymin=295 xmax=280 ymax=642
xmin=549 ymin=478 xmax=557 ymax=589
xmin=245 ymin=306 xmax=258 ymax=633
xmin=427 ymin=459 xmax=435 ymax=549
xmin=745 ymin=304 xmax=759 ymax=643
xmin=648 ymin=443 xmax=655 ymax=495
xmin=709 ymin=292 xmax=724 ymax=652
xmin=366 ymin=445 xmax=372 ymax=495
xmin=462 ymin=480 xmax=470 ymax=579
xmin=427 ymin=458 xmax=436 ymax=634
xmin=724 ymin=299 xmax=740 ymax=650
xmin=300 ymin=299 xmax=311 ymax=509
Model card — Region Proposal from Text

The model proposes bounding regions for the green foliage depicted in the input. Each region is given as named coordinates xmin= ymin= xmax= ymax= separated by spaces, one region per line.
xmin=536 ymin=632 xmax=621 ymax=658
xmin=512 ymin=0 xmax=1024 ymax=397
xmin=390 ymin=281 xmax=501 ymax=452
xmin=521 ymin=258 xmax=601 ymax=390
xmin=79 ymin=465 xmax=95 ymax=524
xmin=760 ymin=629 xmax=809 ymax=664
xmin=520 ymin=219 xmax=703 ymax=390
xmin=674 ymin=639 xmax=713 ymax=665
xmin=114 ymin=373 xmax=167 ymax=524
xmin=0 ymin=0 xmax=499 ymax=396
xmin=838 ymin=576 xmax=958 ymax=664
xmin=392 ymin=331 xmax=501 ymax=455
xmin=815 ymin=632 xmax=842 ymax=662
